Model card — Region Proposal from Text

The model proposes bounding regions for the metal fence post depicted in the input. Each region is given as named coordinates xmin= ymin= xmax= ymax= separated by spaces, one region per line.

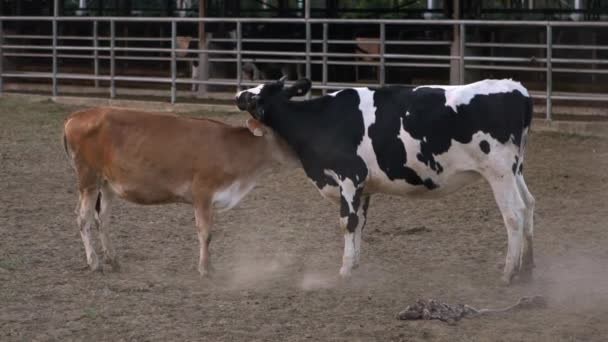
xmin=236 ymin=21 xmax=242 ymax=91
xmin=379 ymin=22 xmax=385 ymax=86
xmin=52 ymin=17 xmax=58 ymax=97
xmin=93 ymin=20 xmax=99 ymax=88
xmin=170 ymin=20 xmax=176 ymax=104
xmin=546 ymin=24 xmax=552 ymax=120
xmin=305 ymin=7 xmax=311 ymax=98
xmin=322 ymin=22 xmax=328 ymax=95
xmin=459 ymin=23 xmax=465 ymax=84
xmin=110 ymin=19 xmax=116 ymax=99
xmin=0 ymin=19 xmax=3 ymax=95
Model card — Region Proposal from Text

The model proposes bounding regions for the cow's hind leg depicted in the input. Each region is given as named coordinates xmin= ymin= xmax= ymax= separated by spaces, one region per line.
xmin=77 ymin=188 xmax=102 ymax=272
xmin=194 ymin=199 xmax=213 ymax=277
xmin=488 ymin=175 xmax=526 ymax=285
xmin=517 ymin=175 xmax=535 ymax=281
xmin=96 ymin=182 xmax=120 ymax=270
xmin=338 ymin=180 xmax=368 ymax=277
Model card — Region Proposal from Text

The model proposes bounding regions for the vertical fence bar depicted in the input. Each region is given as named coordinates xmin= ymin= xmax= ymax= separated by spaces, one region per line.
xmin=546 ymin=24 xmax=552 ymax=121
xmin=379 ymin=22 xmax=385 ymax=86
xmin=0 ymin=19 xmax=4 ymax=95
xmin=110 ymin=19 xmax=116 ymax=99
xmin=93 ymin=20 xmax=99 ymax=88
xmin=305 ymin=3 xmax=311 ymax=98
xmin=236 ymin=21 xmax=242 ymax=91
xmin=322 ymin=22 xmax=328 ymax=95
xmin=170 ymin=20 xmax=176 ymax=104
xmin=305 ymin=26 xmax=311 ymax=76
xmin=52 ymin=17 xmax=58 ymax=97
xmin=459 ymin=22 xmax=465 ymax=84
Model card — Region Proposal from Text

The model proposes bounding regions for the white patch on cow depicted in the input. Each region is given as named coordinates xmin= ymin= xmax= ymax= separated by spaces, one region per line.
xmin=353 ymin=87 xmax=379 ymax=183
xmin=354 ymin=88 xmax=424 ymax=194
xmin=236 ymin=84 xmax=264 ymax=98
xmin=212 ymin=180 xmax=256 ymax=212
xmin=340 ymin=231 xmax=356 ymax=277
xmin=421 ymin=131 xmax=520 ymax=196
xmin=317 ymin=182 xmax=340 ymax=204
xmin=327 ymin=90 xmax=343 ymax=97
xmin=413 ymin=79 xmax=530 ymax=112
xmin=340 ymin=178 xmax=358 ymax=214
xmin=398 ymin=117 xmax=431 ymax=174
xmin=405 ymin=110 xmax=410 ymax=116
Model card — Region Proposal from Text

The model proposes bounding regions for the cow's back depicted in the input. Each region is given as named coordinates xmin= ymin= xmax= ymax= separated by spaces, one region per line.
xmin=367 ymin=80 xmax=532 ymax=195
xmin=321 ymin=81 xmax=532 ymax=197
xmin=64 ymin=107 xmax=260 ymax=204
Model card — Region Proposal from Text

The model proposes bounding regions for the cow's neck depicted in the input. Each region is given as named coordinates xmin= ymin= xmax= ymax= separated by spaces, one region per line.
xmin=266 ymin=98 xmax=314 ymax=154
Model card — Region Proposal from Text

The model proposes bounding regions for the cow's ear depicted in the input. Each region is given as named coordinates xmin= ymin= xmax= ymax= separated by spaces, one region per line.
xmin=246 ymin=118 xmax=265 ymax=137
xmin=283 ymin=78 xmax=312 ymax=98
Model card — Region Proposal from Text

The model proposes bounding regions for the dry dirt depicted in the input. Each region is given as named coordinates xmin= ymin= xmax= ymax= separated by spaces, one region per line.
xmin=1 ymin=97 xmax=608 ymax=342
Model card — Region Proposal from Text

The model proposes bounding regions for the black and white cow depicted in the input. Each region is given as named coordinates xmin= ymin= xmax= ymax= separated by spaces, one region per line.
xmin=235 ymin=78 xmax=535 ymax=284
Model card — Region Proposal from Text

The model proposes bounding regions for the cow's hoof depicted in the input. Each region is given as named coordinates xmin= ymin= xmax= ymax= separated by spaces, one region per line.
xmin=89 ymin=257 xmax=103 ymax=273
xmin=501 ymin=273 xmax=515 ymax=286
xmin=339 ymin=266 xmax=353 ymax=278
xmin=108 ymin=258 xmax=121 ymax=272
xmin=198 ymin=266 xmax=214 ymax=279
xmin=517 ymin=268 xmax=534 ymax=283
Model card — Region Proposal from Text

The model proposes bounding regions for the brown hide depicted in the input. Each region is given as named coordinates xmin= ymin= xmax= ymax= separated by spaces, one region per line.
xmin=64 ymin=107 xmax=276 ymax=205
xmin=63 ymin=106 xmax=294 ymax=274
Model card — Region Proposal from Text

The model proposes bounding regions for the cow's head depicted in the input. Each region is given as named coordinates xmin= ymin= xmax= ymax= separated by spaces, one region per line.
xmin=235 ymin=77 xmax=312 ymax=121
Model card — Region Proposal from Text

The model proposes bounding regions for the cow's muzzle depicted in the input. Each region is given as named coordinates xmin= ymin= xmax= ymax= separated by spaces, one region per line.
xmin=235 ymin=91 xmax=254 ymax=111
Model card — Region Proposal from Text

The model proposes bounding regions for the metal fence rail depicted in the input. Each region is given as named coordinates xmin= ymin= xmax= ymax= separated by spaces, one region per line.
xmin=1 ymin=16 xmax=607 ymax=120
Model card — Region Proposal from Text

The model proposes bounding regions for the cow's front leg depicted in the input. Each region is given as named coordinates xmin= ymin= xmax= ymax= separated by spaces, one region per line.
xmin=338 ymin=181 xmax=367 ymax=277
xmin=354 ymin=195 xmax=371 ymax=268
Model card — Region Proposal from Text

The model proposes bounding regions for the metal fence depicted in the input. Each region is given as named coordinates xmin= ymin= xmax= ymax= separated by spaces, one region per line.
xmin=0 ymin=16 xmax=607 ymax=120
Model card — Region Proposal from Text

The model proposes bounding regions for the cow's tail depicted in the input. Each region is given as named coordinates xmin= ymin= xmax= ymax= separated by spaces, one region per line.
xmin=517 ymin=95 xmax=534 ymax=174
xmin=523 ymin=95 xmax=533 ymax=131
xmin=63 ymin=118 xmax=103 ymax=214
xmin=62 ymin=119 xmax=77 ymax=172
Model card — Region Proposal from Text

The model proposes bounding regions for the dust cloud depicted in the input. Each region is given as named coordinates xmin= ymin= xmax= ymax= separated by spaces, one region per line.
xmin=532 ymin=252 xmax=608 ymax=311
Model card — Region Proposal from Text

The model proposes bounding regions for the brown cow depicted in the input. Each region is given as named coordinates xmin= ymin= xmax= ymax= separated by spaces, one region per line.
xmin=63 ymin=107 xmax=297 ymax=276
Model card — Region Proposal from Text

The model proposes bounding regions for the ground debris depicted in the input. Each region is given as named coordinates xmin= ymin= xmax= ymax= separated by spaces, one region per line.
xmin=397 ymin=296 xmax=547 ymax=325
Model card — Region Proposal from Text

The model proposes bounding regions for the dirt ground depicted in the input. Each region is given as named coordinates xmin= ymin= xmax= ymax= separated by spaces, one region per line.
xmin=1 ymin=96 xmax=607 ymax=342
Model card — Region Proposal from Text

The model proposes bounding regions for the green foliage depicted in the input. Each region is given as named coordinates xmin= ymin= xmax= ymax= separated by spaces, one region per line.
xmin=84 ymin=307 xmax=98 ymax=320
xmin=0 ymin=257 xmax=25 ymax=271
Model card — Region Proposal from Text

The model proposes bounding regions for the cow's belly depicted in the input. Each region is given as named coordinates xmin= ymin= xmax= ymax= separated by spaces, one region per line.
xmin=368 ymin=169 xmax=482 ymax=199
xmin=106 ymin=179 xmax=191 ymax=205
xmin=103 ymin=166 xmax=193 ymax=204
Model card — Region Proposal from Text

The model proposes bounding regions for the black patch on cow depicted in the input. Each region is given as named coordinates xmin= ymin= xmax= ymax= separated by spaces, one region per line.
xmin=423 ymin=178 xmax=439 ymax=190
xmin=262 ymin=88 xmax=369 ymax=192
xmin=518 ymin=163 xmax=524 ymax=175
xmin=416 ymin=152 xmax=444 ymax=174
xmin=368 ymin=88 xmax=441 ymax=186
xmin=95 ymin=192 xmax=102 ymax=213
xmin=479 ymin=140 xmax=491 ymax=154
xmin=252 ymin=81 xmax=532 ymax=197
xmin=360 ymin=195 xmax=371 ymax=232
xmin=340 ymin=195 xmax=360 ymax=232
xmin=367 ymin=85 xmax=531 ymax=186
xmin=362 ymin=196 xmax=371 ymax=218
xmin=339 ymin=187 xmax=364 ymax=233
xmin=512 ymin=156 xmax=520 ymax=176
xmin=404 ymin=86 xmax=531 ymax=153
